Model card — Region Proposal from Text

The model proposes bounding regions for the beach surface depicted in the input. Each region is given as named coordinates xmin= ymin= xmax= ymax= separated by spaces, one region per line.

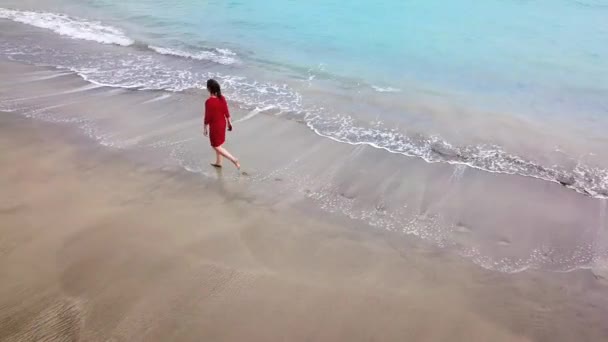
xmin=1 ymin=113 xmax=608 ymax=341
xmin=2 ymin=1 xmax=608 ymax=339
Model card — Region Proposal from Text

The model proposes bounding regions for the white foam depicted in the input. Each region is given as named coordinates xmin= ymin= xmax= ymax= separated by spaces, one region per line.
xmin=372 ymin=85 xmax=401 ymax=93
xmin=234 ymin=105 xmax=275 ymax=123
xmin=0 ymin=8 xmax=134 ymax=46
xmin=1 ymin=82 xmax=102 ymax=104
xmin=149 ymin=45 xmax=238 ymax=65
xmin=28 ymin=71 xmax=73 ymax=81
xmin=141 ymin=93 xmax=173 ymax=104
xmin=304 ymin=112 xmax=608 ymax=199
xmin=215 ymin=48 xmax=237 ymax=56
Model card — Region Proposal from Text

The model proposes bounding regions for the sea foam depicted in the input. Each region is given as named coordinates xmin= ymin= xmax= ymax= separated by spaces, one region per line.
xmin=0 ymin=8 xmax=134 ymax=46
xmin=148 ymin=45 xmax=238 ymax=65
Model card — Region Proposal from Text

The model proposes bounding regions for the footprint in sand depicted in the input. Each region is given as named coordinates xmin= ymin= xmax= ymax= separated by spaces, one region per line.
xmin=497 ymin=238 xmax=512 ymax=246
xmin=454 ymin=223 xmax=472 ymax=234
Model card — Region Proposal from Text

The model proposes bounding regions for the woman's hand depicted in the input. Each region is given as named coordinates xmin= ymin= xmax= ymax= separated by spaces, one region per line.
xmin=203 ymin=126 xmax=208 ymax=137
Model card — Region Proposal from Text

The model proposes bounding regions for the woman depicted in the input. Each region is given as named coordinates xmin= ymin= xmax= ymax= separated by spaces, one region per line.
xmin=203 ymin=79 xmax=240 ymax=169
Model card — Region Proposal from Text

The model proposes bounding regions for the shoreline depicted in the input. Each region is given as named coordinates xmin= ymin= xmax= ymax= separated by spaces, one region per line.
xmin=0 ymin=57 xmax=606 ymax=274
xmin=1 ymin=113 xmax=608 ymax=340
xmin=2 ymin=14 xmax=608 ymax=199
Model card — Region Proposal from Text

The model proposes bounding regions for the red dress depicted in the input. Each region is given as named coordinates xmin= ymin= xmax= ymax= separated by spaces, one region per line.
xmin=204 ymin=96 xmax=230 ymax=147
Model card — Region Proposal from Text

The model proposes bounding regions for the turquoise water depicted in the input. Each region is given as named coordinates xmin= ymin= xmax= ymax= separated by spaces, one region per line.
xmin=3 ymin=0 xmax=608 ymax=118
xmin=88 ymin=0 xmax=608 ymax=92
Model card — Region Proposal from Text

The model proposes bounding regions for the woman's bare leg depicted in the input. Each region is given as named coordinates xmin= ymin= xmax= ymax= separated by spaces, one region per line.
xmin=214 ymin=146 xmax=240 ymax=169
xmin=213 ymin=150 xmax=223 ymax=166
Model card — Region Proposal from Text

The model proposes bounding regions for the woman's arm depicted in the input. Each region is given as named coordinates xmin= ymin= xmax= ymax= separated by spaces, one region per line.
xmin=227 ymin=117 xmax=233 ymax=131
xmin=203 ymin=100 xmax=210 ymax=136
xmin=224 ymin=98 xmax=233 ymax=131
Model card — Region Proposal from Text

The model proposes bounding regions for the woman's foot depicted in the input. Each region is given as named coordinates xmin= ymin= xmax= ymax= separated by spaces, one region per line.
xmin=233 ymin=159 xmax=241 ymax=170
xmin=211 ymin=163 xmax=222 ymax=168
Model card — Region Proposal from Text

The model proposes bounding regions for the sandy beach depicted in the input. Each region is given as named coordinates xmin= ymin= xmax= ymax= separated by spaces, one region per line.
xmin=1 ymin=112 xmax=608 ymax=341
xmin=2 ymin=0 xmax=608 ymax=339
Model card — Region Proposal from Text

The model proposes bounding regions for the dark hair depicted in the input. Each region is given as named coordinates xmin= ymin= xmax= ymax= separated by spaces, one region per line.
xmin=206 ymin=79 xmax=222 ymax=99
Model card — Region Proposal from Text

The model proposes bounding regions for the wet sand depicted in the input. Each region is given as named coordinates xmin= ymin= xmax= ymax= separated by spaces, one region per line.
xmin=1 ymin=113 xmax=608 ymax=341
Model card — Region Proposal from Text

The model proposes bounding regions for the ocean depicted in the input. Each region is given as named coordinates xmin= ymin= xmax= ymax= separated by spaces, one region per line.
xmin=1 ymin=0 xmax=608 ymax=273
